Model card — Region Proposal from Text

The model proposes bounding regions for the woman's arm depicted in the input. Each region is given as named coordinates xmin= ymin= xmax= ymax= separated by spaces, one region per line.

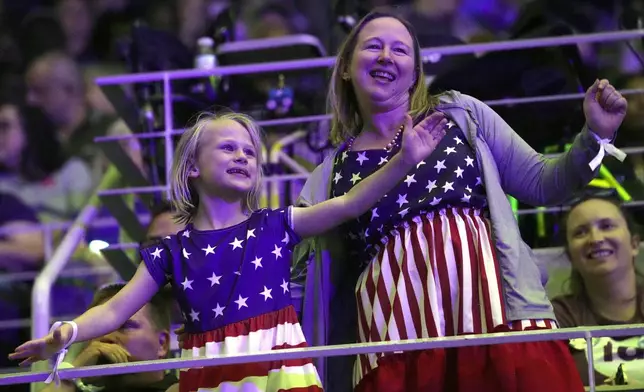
xmin=292 ymin=113 xmax=447 ymax=239
xmin=465 ymin=80 xmax=626 ymax=206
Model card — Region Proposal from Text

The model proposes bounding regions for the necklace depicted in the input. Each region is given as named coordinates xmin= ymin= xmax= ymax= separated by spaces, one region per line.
xmin=347 ymin=124 xmax=404 ymax=152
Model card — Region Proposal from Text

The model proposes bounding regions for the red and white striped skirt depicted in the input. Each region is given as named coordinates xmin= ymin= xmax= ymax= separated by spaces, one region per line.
xmin=180 ymin=306 xmax=323 ymax=392
xmin=354 ymin=208 xmax=583 ymax=392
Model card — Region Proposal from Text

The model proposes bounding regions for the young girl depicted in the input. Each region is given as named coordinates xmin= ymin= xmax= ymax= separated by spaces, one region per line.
xmin=10 ymin=110 xmax=448 ymax=391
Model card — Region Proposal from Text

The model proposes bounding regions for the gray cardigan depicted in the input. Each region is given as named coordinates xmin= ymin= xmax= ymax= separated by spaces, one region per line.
xmin=291 ymin=90 xmax=606 ymax=388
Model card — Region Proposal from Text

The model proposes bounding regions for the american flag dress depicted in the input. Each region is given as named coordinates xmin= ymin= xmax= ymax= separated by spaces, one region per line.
xmin=140 ymin=208 xmax=323 ymax=392
xmin=332 ymin=120 xmax=582 ymax=392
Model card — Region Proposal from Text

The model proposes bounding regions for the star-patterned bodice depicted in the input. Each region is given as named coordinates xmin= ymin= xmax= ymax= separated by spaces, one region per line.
xmin=140 ymin=208 xmax=298 ymax=334
xmin=332 ymin=120 xmax=487 ymax=264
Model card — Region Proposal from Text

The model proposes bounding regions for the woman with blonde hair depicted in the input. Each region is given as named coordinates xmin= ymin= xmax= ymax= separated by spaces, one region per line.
xmin=9 ymin=107 xmax=447 ymax=392
xmin=294 ymin=9 xmax=628 ymax=392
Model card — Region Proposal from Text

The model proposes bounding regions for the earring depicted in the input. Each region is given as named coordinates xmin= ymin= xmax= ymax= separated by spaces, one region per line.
xmin=342 ymin=73 xmax=350 ymax=81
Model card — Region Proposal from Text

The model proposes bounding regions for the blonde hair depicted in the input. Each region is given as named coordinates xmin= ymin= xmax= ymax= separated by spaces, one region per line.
xmin=170 ymin=111 xmax=264 ymax=224
xmin=328 ymin=10 xmax=439 ymax=146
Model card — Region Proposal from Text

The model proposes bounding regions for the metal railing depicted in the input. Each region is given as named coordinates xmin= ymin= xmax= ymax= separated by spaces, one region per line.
xmin=1 ymin=324 xmax=643 ymax=392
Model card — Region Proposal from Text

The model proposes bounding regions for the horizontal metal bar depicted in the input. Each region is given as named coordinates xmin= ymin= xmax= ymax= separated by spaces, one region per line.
xmin=95 ymin=30 xmax=644 ymax=85
xmin=0 ymin=315 xmax=78 ymax=330
xmin=0 ymin=267 xmax=115 ymax=284
xmin=484 ymin=88 xmax=644 ymax=106
xmin=545 ymin=145 xmax=644 ymax=159
xmin=96 ymin=175 xmax=309 ymax=197
xmin=257 ymin=114 xmax=330 ymax=127
xmin=1 ymin=324 xmax=642 ymax=385
xmin=0 ymin=215 xmax=151 ymax=237
xmin=516 ymin=200 xmax=644 ymax=215
xmin=104 ymin=242 xmax=139 ymax=251
xmin=98 ymin=185 xmax=168 ymax=196
xmin=94 ymin=88 xmax=644 ymax=144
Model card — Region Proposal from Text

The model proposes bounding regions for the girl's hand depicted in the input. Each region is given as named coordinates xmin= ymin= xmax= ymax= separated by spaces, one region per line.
xmin=8 ymin=325 xmax=71 ymax=366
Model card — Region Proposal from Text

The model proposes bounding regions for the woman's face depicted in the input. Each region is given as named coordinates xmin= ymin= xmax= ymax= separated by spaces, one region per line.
xmin=566 ymin=199 xmax=639 ymax=278
xmin=348 ymin=17 xmax=417 ymax=109
xmin=0 ymin=104 xmax=25 ymax=168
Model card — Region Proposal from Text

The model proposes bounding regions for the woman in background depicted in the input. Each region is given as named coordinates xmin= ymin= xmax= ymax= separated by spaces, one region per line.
xmin=554 ymin=195 xmax=644 ymax=386
xmin=0 ymin=93 xmax=94 ymax=222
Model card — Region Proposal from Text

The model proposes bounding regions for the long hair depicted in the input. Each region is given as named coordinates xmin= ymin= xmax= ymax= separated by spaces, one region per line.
xmin=560 ymin=195 xmax=643 ymax=297
xmin=170 ymin=111 xmax=264 ymax=225
xmin=327 ymin=9 xmax=439 ymax=146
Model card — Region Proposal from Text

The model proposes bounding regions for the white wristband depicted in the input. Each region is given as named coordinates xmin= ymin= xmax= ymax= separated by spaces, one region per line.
xmin=44 ymin=321 xmax=79 ymax=386
xmin=588 ymin=130 xmax=626 ymax=171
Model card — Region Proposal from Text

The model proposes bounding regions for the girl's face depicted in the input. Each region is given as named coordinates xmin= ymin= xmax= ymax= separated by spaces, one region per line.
xmin=566 ymin=199 xmax=639 ymax=278
xmin=0 ymin=104 xmax=25 ymax=169
xmin=189 ymin=119 xmax=259 ymax=198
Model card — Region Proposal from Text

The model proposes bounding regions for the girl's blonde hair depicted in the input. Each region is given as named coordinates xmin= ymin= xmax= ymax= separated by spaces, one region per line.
xmin=170 ymin=111 xmax=264 ymax=224
xmin=328 ymin=9 xmax=439 ymax=146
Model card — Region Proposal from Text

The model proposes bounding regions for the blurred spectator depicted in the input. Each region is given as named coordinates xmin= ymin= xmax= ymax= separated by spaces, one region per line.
xmin=25 ymin=51 xmax=115 ymax=179
xmin=55 ymin=0 xmax=97 ymax=63
xmin=145 ymin=201 xmax=185 ymax=241
xmin=177 ymin=0 xmax=210 ymax=49
xmin=0 ymin=192 xmax=44 ymax=273
xmin=393 ymin=0 xmax=493 ymax=43
xmin=0 ymin=192 xmax=43 ymax=392
xmin=177 ymin=0 xmax=249 ymax=48
xmin=17 ymin=9 xmax=67 ymax=69
xmin=144 ymin=0 xmax=178 ymax=33
xmin=90 ymin=3 xmax=140 ymax=63
xmin=0 ymin=94 xmax=94 ymax=222
xmin=40 ymin=283 xmax=178 ymax=392
xmin=248 ymin=2 xmax=308 ymax=39
xmin=552 ymin=196 xmax=644 ymax=386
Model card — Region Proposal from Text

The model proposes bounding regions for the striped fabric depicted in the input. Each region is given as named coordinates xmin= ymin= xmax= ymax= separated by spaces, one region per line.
xmin=353 ymin=208 xmax=557 ymax=386
xmin=180 ymin=306 xmax=323 ymax=392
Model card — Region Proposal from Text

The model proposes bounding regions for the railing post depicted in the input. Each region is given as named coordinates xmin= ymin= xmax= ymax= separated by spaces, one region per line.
xmin=30 ymin=206 xmax=98 ymax=392
xmin=586 ymin=331 xmax=595 ymax=392
xmin=163 ymin=72 xmax=174 ymax=200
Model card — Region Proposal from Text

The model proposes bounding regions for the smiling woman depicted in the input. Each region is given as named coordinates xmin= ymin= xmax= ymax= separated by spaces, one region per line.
xmin=553 ymin=196 xmax=644 ymax=386
xmin=294 ymin=7 xmax=628 ymax=392
xmin=346 ymin=17 xmax=416 ymax=108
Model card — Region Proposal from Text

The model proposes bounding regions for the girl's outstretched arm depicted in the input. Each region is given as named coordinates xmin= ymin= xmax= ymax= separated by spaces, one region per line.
xmin=292 ymin=112 xmax=447 ymax=239
xmin=9 ymin=263 xmax=160 ymax=366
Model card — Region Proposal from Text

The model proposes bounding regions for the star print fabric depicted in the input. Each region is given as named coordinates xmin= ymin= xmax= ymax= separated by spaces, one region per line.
xmin=139 ymin=207 xmax=323 ymax=392
xmin=332 ymin=123 xmax=486 ymax=263
xmin=332 ymin=121 xmax=559 ymax=389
